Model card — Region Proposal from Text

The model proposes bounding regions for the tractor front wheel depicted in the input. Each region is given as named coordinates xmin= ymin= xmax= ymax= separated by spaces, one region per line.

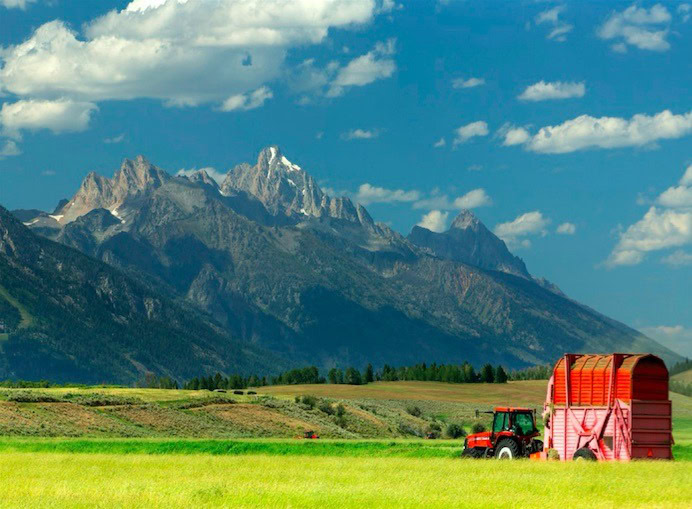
xmin=461 ymin=447 xmax=484 ymax=459
xmin=494 ymin=439 xmax=520 ymax=459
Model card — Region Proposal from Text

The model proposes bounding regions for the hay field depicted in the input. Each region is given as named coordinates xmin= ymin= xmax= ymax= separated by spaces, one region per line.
xmin=0 ymin=453 xmax=689 ymax=509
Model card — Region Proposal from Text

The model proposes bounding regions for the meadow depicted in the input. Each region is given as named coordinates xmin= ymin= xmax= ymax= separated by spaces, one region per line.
xmin=0 ymin=381 xmax=689 ymax=507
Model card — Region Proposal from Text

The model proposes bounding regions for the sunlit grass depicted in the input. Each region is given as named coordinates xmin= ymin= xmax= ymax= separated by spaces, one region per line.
xmin=0 ymin=453 xmax=689 ymax=508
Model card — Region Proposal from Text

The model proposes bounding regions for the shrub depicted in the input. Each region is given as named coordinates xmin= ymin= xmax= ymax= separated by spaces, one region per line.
xmin=318 ymin=401 xmax=334 ymax=415
xmin=445 ymin=423 xmax=466 ymax=439
xmin=471 ymin=422 xmax=486 ymax=434
xmin=406 ymin=406 xmax=422 ymax=418
xmin=335 ymin=403 xmax=346 ymax=417
xmin=428 ymin=422 xmax=441 ymax=432
xmin=397 ymin=422 xmax=422 ymax=437
xmin=246 ymin=391 xmax=257 ymax=395
xmin=300 ymin=395 xmax=317 ymax=409
xmin=233 ymin=390 xmax=244 ymax=395
xmin=3 ymin=391 xmax=60 ymax=403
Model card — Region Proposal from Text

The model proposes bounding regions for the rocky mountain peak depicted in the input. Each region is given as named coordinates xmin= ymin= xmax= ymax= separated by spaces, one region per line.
xmin=114 ymin=156 xmax=168 ymax=192
xmin=450 ymin=209 xmax=480 ymax=231
xmin=186 ymin=169 xmax=220 ymax=190
xmin=408 ymin=210 xmax=530 ymax=278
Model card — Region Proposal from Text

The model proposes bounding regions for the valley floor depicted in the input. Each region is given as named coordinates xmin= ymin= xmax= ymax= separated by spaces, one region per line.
xmin=0 ymin=453 xmax=690 ymax=508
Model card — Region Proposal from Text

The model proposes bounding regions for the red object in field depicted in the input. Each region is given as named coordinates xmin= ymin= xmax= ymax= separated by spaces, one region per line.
xmin=542 ymin=353 xmax=672 ymax=461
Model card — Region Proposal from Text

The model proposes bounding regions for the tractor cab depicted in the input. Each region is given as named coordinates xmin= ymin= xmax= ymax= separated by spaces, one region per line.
xmin=462 ymin=407 xmax=542 ymax=459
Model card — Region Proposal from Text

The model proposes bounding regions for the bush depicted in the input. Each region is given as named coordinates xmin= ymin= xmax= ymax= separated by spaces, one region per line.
xmin=335 ymin=403 xmax=346 ymax=417
xmin=233 ymin=390 xmax=244 ymax=395
xmin=445 ymin=423 xmax=466 ymax=439
xmin=318 ymin=401 xmax=334 ymax=415
xmin=299 ymin=395 xmax=317 ymax=409
xmin=246 ymin=391 xmax=257 ymax=395
xmin=3 ymin=391 xmax=60 ymax=403
xmin=406 ymin=405 xmax=422 ymax=418
xmin=397 ymin=422 xmax=422 ymax=437
xmin=471 ymin=422 xmax=486 ymax=434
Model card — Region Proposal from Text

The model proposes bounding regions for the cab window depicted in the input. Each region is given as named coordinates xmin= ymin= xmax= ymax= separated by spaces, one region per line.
xmin=513 ymin=412 xmax=535 ymax=435
xmin=493 ymin=412 xmax=509 ymax=433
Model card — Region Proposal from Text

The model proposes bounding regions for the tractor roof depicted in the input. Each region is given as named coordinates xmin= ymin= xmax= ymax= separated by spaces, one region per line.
xmin=494 ymin=407 xmax=533 ymax=412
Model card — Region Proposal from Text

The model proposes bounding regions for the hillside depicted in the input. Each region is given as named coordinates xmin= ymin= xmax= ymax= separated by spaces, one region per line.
xmin=14 ymin=147 xmax=681 ymax=376
xmin=0 ymin=206 xmax=282 ymax=383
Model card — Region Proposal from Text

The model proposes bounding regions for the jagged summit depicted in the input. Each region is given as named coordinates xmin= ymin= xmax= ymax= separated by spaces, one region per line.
xmin=450 ymin=209 xmax=481 ymax=231
xmin=55 ymin=156 xmax=169 ymax=224
xmin=408 ymin=209 xmax=530 ymax=278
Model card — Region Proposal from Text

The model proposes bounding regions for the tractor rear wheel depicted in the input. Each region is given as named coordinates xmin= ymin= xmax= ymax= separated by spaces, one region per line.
xmin=461 ymin=447 xmax=484 ymax=459
xmin=573 ymin=448 xmax=597 ymax=461
xmin=495 ymin=439 xmax=520 ymax=459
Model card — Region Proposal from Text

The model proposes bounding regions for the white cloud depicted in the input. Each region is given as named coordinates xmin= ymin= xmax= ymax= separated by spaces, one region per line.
xmin=453 ymin=121 xmax=488 ymax=145
xmin=682 ymin=165 xmax=692 ymax=186
xmin=354 ymin=183 xmax=420 ymax=205
xmin=414 ymin=188 xmax=491 ymax=211
xmin=452 ymin=77 xmax=485 ymax=89
xmin=0 ymin=139 xmax=21 ymax=158
xmin=598 ymin=4 xmax=672 ymax=52
xmin=680 ymin=4 xmax=691 ymax=23
xmin=177 ymin=166 xmax=227 ymax=185
xmin=520 ymin=110 xmax=692 ymax=154
xmin=0 ymin=1 xmax=382 ymax=121
xmin=342 ymin=128 xmax=379 ymax=140
xmin=607 ymin=207 xmax=692 ymax=267
xmin=494 ymin=211 xmax=550 ymax=249
xmin=417 ymin=210 xmax=448 ymax=233
xmin=640 ymin=325 xmax=692 ymax=357
xmin=657 ymin=166 xmax=692 ymax=208
xmin=501 ymin=126 xmax=531 ymax=146
xmin=1 ymin=99 xmax=97 ymax=138
xmin=661 ymin=250 xmax=692 ymax=267
xmin=556 ymin=222 xmax=576 ymax=235
xmin=220 ymin=86 xmax=273 ymax=112
xmin=327 ymin=39 xmax=396 ymax=97
xmin=104 ymin=133 xmax=125 ymax=144
xmin=535 ymin=6 xmax=573 ymax=42
xmin=518 ymin=81 xmax=585 ymax=102
xmin=433 ymin=137 xmax=446 ymax=148
xmin=1 ymin=0 xmax=36 ymax=9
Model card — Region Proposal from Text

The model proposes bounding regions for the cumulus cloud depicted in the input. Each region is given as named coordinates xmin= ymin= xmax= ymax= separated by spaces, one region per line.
xmin=354 ymin=183 xmax=420 ymax=205
xmin=327 ymin=39 xmax=396 ymax=97
xmin=433 ymin=137 xmax=446 ymax=148
xmin=680 ymin=4 xmax=691 ymax=23
xmin=176 ymin=166 xmax=227 ymax=185
xmin=514 ymin=110 xmax=692 ymax=154
xmin=220 ymin=86 xmax=273 ymax=112
xmin=608 ymin=165 xmax=692 ymax=267
xmin=494 ymin=211 xmax=550 ymax=249
xmin=535 ymin=5 xmax=573 ymax=42
xmin=518 ymin=81 xmax=585 ymax=102
xmin=104 ymin=133 xmax=125 ymax=144
xmin=598 ymin=4 xmax=672 ymax=52
xmin=661 ymin=250 xmax=692 ymax=267
xmin=414 ymin=188 xmax=491 ymax=210
xmin=0 ymin=139 xmax=21 ymax=158
xmin=453 ymin=121 xmax=489 ymax=145
xmin=556 ymin=222 xmax=576 ymax=235
xmin=0 ymin=0 xmax=382 ymax=121
xmin=607 ymin=207 xmax=692 ymax=267
xmin=417 ymin=210 xmax=448 ymax=233
xmin=342 ymin=128 xmax=379 ymax=140
xmin=1 ymin=0 xmax=36 ymax=9
xmin=640 ymin=325 xmax=692 ymax=357
xmin=500 ymin=126 xmax=531 ymax=146
xmin=452 ymin=77 xmax=485 ymax=89
xmin=0 ymin=99 xmax=97 ymax=138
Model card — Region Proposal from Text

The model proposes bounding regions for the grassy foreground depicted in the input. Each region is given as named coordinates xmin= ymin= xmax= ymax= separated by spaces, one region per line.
xmin=0 ymin=453 xmax=689 ymax=508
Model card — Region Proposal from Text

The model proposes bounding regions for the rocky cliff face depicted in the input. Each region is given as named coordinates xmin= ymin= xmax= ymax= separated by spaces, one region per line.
xmin=11 ymin=147 xmax=682 ymax=375
xmin=408 ymin=209 xmax=530 ymax=278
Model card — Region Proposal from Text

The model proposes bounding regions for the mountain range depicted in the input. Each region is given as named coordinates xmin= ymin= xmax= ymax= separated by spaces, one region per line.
xmin=2 ymin=146 xmax=680 ymax=382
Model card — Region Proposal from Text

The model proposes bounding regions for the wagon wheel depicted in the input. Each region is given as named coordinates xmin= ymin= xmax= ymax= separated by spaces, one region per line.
xmin=573 ymin=448 xmax=597 ymax=461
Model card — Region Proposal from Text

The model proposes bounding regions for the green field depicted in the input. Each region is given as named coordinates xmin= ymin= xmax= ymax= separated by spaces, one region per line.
xmin=0 ymin=453 xmax=689 ymax=508
xmin=0 ymin=381 xmax=690 ymax=507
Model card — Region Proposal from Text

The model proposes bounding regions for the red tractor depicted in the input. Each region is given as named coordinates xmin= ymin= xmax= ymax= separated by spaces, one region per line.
xmin=462 ymin=407 xmax=543 ymax=459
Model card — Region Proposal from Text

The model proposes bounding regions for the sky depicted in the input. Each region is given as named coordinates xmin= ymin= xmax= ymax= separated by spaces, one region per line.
xmin=0 ymin=0 xmax=690 ymax=356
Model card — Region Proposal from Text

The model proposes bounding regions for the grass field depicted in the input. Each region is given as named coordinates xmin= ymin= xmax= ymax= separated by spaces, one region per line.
xmin=0 ymin=381 xmax=690 ymax=507
xmin=0 ymin=453 xmax=689 ymax=508
xmin=673 ymin=369 xmax=692 ymax=383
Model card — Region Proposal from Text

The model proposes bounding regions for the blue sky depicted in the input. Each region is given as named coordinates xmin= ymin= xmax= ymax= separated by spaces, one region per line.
xmin=0 ymin=1 xmax=691 ymax=355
